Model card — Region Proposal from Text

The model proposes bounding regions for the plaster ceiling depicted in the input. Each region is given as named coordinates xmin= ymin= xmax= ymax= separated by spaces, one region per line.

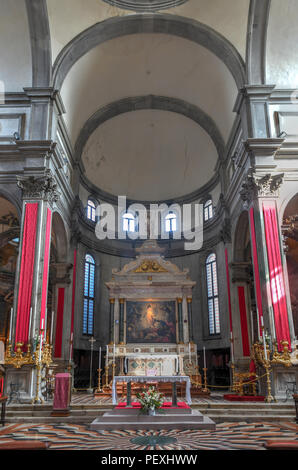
xmin=61 ymin=33 xmax=237 ymax=146
xmin=47 ymin=0 xmax=250 ymax=63
xmin=81 ymin=109 xmax=218 ymax=201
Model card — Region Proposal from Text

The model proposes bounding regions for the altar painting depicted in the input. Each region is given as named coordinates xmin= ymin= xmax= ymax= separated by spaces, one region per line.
xmin=126 ymin=300 xmax=176 ymax=343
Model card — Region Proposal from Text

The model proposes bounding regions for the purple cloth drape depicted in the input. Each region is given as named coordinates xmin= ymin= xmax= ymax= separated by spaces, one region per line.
xmin=53 ymin=373 xmax=71 ymax=411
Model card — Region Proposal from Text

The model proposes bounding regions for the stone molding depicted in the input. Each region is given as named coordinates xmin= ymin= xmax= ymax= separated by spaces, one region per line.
xmin=240 ymin=169 xmax=284 ymax=206
xmin=17 ymin=169 xmax=60 ymax=205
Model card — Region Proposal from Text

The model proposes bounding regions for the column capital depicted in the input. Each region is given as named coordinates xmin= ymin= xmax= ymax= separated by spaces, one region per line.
xmin=119 ymin=298 xmax=125 ymax=304
xmin=177 ymin=298 xmax=183 ymax=304
xmin=17 ymin=169 xmax=60 ymax=206
xmin=186 ymin=297 xmax=192 ymax=303
xmin=109 ymin=298 xmax=115 ymax=304
xmin=240 ymin=169 xmax=284 ymax=208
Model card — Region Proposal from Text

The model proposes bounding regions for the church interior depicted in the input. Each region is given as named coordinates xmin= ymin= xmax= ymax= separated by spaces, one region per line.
xmin=0 ymin=0 xmax=298 ymax=452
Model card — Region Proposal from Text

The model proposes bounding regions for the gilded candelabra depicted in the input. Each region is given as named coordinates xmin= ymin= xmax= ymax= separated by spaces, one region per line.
xmin=5 ymin=341 xmax=34 ymax=368
xmin=5 ymin=336 xmax=53 ymax=404
xmin=252 ymin=340 xmax=279 ymax=403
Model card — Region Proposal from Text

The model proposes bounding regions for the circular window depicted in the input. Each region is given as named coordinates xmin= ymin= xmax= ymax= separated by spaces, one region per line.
xmin=102 ymin=0 xmax=189 ymax=12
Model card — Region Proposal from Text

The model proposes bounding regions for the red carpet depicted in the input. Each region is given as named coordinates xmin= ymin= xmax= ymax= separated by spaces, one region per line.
xmin=223 ymin=394 xmax=265 ymax=402
xmin=116 ymin=401 xmax=190 ymax=409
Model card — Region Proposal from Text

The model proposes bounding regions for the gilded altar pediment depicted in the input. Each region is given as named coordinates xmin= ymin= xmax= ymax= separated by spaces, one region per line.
xmin=133 ymin=260 xmax=168 ymax=273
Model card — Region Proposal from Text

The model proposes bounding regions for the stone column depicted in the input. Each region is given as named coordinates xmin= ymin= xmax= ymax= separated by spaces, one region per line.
xmin=241 ymin=140 xmax=295 ymax=349
xmin=13 ymin=170 xmax=60 ymax=345
xmin=119 ymin=298 xmax=125 ymax=344
xmin=8 ymin=170 xmax=59 ymax=401
xmin=177 ymin=298 xmax=184 ymax=344
xmin=109 ymin=298 xmax=115 ymax=345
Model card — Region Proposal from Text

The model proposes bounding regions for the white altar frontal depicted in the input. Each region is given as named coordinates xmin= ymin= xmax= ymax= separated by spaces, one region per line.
xmin=105 ymin=240 xmax=200 ymax=383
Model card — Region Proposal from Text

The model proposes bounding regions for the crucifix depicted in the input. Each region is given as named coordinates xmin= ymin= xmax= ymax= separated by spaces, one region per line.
xmin=88 ymin=336 xmax=96 ymax=393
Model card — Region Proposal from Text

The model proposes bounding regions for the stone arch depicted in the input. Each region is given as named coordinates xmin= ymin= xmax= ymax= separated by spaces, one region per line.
xmin=74 ymin=95 xmax=225 ymax=165
xmin=233 ymin=211 xmax=251 ymax=263
xmin=51 ymin=211 xmax=68 ymax=263
xmin=52 ymin=13 xmax=245 ymax=91
xmin=25 ymin=0 xmax=52 ymax=87
xmin=246 ymin=0 xmax=271 ymax=84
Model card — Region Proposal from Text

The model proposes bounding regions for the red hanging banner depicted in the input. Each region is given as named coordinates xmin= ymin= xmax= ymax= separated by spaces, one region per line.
xmin=54 ymin=287 xmax=65 ymax=358
xmin=40 ymin=208 xmax=52 ymax=337
xmin=262 ymin=201 xmax=291 ymax=351
xmin=237 ymin=286 xmax=250 ymax=357
xmin=249 ymin=207 xmax=264 ymax=338
xmin=15 ymin=203 xmax=38 ymax=345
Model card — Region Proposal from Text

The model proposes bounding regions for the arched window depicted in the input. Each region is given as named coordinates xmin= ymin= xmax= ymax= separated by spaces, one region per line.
xmin=123 ymin=212 xmax=136 ymax=232
xmin=165 ymin=212 xmax=177 ymax=232
xmin=206 ymin=253 xmax=220 ymax=335
xmin=86 ymin=200 xmax=96 ymax=222
xmin=204 ymin=199 xmax=213 ymax=222
xmin=83 ymin=254 xmax=95 ymax=335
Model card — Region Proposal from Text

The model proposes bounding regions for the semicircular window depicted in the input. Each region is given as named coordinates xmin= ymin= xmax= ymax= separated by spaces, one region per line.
xmin=102 ymin=0 xmax=189 ymax=12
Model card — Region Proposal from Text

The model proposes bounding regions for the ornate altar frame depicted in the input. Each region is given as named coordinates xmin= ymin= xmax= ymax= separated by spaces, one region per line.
xmin=105 ymin=240 xmax=198 ymax=377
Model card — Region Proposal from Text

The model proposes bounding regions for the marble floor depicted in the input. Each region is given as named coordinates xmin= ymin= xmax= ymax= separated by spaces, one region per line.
xmin=0 ymin=421 xmax=297 ymax=450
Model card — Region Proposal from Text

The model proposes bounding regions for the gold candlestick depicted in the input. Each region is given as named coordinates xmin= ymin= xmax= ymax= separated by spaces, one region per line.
xmin=230 ymin=362 xmax=236 ymax=392
xmin=96 ymin=368 xmax=102 ymax=393
xmin=103 ymin=364 xmax=110 ymax=390
xmin=202 ymin=367 xmax=209 ymax=393
xmin=264 ymin=360 xmax=276 ymax=403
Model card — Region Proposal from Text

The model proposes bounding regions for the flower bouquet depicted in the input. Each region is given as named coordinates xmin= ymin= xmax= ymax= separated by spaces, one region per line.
xmin=136 ymin=386 xmax=165 ymax=415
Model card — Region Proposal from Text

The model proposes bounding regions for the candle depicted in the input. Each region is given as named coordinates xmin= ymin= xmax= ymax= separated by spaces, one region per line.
xmin=45 ymin=310 xmax=48 ymax=335
xmin=113 ymin=343 xmax=115 ymax=362
xmin=28 ymin=307 xmax=32 ymax=342
xmin=106 ymin=345 xmax=109 ymax=366
xmin=69 ymin=332 xmax=73 ymax=362
xmin=203 ymin=346 xmax=206 ymax=369
xmin=39 ymin=333 xmax=42 ymax=362
xmin=50 ymin=311 xmax=54 ymax=344
xmin=9 ymin=308 xmax=13 ymax=342
xmin=263 ymin=330 xmax=268 ymax=360
xmin=230 ymin=331 xmax=234 ymax=363
xmin=250 ymin=310 xmax=254 ymax=345
xmin=256 ymin=309 xmax=260 ymax=341
xmin=188 ymin=343 xmax=191 ymax=362
xmin=99 ymin=346 xmax=101 ymax=369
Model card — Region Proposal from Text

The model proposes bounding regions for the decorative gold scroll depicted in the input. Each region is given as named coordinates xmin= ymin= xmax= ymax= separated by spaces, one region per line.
xmin=133 ymin=260 xmax=168 ymax=273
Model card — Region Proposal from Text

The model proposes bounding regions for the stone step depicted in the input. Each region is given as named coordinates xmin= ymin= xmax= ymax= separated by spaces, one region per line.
xmin=90 ymin=413 xmax=215 ymax=431
xmin=100 ymin=411 xmax=203 ymax=423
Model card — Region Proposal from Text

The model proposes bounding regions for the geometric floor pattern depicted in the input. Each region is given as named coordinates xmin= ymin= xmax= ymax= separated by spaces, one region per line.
xmin=0 ymin=421 xmax=297 ymax=450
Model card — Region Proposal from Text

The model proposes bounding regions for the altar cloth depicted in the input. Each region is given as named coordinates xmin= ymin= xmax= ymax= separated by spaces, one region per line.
xmin=52 ymin=373 xmax=71 ymax=411
xmin=112 ymin=375 xmax=192 ymax=405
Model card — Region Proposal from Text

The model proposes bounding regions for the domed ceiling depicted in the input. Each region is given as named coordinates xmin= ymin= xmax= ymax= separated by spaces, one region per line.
xmin=48 ymin=0 xmax=251 ymax=201
xmin=102 ymin=0 xmax=189 ymax=11
xmin=60 ymin=32 xmax=236 ymax=200
xmin=81 ymin=109 xmax=218 ymax=201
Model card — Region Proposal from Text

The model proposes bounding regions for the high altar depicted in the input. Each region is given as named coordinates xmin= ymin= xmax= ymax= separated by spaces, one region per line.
xmin=105 ymin=240 xmax=198 ymax=380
